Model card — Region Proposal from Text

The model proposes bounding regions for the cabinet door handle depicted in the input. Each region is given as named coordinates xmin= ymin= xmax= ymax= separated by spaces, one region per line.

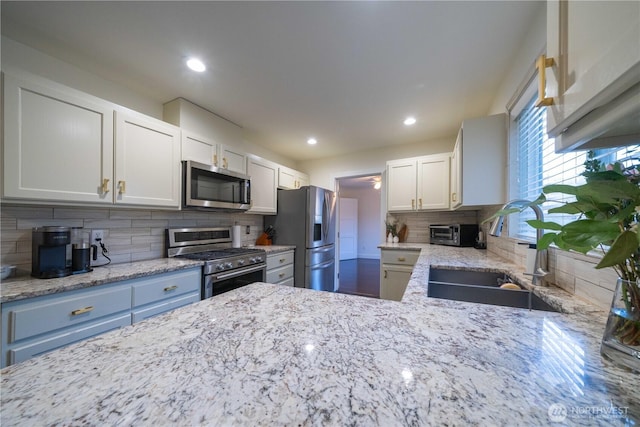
xmin=164 ymin=285 xmax=178 ymax=292
xmin=118 ymin=180 xmax=126 ymax=194
xmin=223 ymin=157 xmax=228 ymax=169
xmin=452 ymin=192 xmax=457 ymax=202
xmin=384 ymin=270 xmax=388 ymax=279
xmin=101 ymin=178 xmax=110 ymax=194
xmin=213 ymin=154 xmax=218 ymax=166
xmin=397 ymin=257 xmax=406 ymax=262
xmin=279 ymin=273 xmax=286 ymax=278
xmin=411 ymin=199 xmax=415 ymax=209
xmin=419 ymin=198 xmax=422 ymax=209
xmin=279 ymin=258 xmax=286 ymax=263
xmin=71 ymin=306 xmax=94 ymax=316
xmin=534 ymin=54 xmax=555 ymax=107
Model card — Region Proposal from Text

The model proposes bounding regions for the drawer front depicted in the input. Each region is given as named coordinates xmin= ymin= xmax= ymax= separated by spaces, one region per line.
xmin=266 ymin=264 xmax=294 ymax=283
xmin=131 ymin=268 xmax=201 ymax=308
xmin=275 ymin=277 xmax=295 ymax=287
xmin=267 ymin=251 xmax=294 ymax=269
xmin=8 ymin=313 xmax=130 ymax=365
xmin=131 ymin=292 xmax=200 ymax=323
xmin=381 ymin=250 xmax=419 ymax=266
xmin=9 ymin=286 xmax=131 ymax=343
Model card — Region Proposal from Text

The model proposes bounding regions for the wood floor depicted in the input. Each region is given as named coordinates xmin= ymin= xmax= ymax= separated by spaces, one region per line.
xmin=337 ymin=258 xmax=380 ymax=298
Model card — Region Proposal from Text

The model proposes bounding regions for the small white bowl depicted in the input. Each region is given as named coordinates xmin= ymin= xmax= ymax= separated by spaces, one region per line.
xmin=1 ymin=265 xmax=16 ymax=280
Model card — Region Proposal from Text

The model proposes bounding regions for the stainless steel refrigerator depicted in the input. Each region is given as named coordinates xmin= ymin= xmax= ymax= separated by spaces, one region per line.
xmin=265 ymin=186 xmax=336 ymax=292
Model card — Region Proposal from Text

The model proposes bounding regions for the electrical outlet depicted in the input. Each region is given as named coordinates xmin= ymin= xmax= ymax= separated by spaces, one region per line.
xmin=91 ymin=229 xmax=104 ymax=244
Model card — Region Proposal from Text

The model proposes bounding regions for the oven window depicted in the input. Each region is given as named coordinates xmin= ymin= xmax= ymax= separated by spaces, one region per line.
xmin=209 ymin=268 xmax=265 ymax=297
xmin=191 ymin=168 xmax=245 ymax=203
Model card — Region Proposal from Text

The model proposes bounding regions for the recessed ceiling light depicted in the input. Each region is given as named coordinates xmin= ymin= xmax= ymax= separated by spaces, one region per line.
xmin=186 ymin=57 xmax=206 ymax=72
xmin=307 ymin=138 xmax=317 ymax=145
xmin=404 ymin=116 xmax=417 ymax=126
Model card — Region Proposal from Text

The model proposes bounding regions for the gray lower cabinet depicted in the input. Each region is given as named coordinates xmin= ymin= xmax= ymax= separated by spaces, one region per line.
xmin=1 ymin=267 xmax=201 ymax=367
xmin=131 ymin=268 xmax=201 ymax=323
xmin=266 ymin=250 xmax=295 ymax=286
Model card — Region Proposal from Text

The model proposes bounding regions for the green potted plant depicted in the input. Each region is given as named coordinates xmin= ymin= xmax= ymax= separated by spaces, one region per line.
xmin=489 ymin=151 xmax=640 ymax=371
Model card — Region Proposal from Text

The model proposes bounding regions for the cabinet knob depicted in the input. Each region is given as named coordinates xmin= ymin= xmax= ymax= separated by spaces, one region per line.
xmin=101 ymin=178 xmax=110 ymax=194
xmin=534 ymin=54 xmax=555 ymax=107
xmin=71 ymin=306 xmax=94 ymax=316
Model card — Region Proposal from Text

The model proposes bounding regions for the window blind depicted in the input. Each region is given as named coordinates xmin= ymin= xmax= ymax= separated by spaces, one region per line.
xmin=512 ymin=95 xmax=640 ymax=241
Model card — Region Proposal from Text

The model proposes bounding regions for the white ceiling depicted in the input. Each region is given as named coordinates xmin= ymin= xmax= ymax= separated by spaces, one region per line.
xmin=1 ymin=1 xmax=542 ymax=162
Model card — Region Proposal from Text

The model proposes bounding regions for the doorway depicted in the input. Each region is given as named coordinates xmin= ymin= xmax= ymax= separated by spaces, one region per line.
xmin=335 ymin=174 xmax=383 ymax=298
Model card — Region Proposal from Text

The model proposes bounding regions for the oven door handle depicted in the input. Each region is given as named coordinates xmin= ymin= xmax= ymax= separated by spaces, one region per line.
xmin=212 ymin=264 xmax=265 ymax=281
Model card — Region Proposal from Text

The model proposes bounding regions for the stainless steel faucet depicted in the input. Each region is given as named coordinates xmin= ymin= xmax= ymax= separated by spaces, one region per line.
xmin=489 ymin=199 xmax=549 ymax=286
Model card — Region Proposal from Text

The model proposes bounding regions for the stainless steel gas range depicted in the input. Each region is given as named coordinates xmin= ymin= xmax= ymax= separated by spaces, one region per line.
xmin=166 ymin=227 xmax=266 ymax=299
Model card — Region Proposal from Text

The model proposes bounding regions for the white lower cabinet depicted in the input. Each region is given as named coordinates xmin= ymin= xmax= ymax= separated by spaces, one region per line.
xmin=380 ymin=249 xmax=419 ymax=301
xmin=1 ymin=267 xmax=201 ymax=367
xmin=266 ymin=250 xmax=295 ymax=287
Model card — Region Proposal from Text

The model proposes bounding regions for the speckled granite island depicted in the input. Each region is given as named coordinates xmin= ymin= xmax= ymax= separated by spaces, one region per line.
xmin=1 ymin=245 xmax=638 ymax=425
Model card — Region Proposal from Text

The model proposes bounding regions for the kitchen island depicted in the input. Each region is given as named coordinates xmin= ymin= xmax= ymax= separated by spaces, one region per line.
xmin=1 ymin=245 xmax=637 ymax=425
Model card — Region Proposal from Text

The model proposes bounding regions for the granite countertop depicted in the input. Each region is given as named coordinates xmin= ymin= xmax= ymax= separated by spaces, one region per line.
xmin=0 ymin=246 xmax=294 ymax=304
xmin=1 ymin=245 xmax=638 ymax=425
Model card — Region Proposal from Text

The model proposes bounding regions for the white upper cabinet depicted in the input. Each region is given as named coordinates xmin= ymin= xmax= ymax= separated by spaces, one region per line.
xmin=387 ymin=159 xmax=417 ymax=211
xmin=450 ymin=114 xmax=506 ymax=209
xmin=220 ymin=145 xmax=248 ymax=175
xmin=246 ymin=155 xmax=278 ymax=214
xmin=545 ymin=0 xmax=640 ymax=150
xmin=417 ymin=154 xmax=450 ymax=210
xmin=114 ymin=110 xmax=181 ymax=208
xmin=278 ymin=166 xmax=309 ymax=189
xmin=181 ymin=130 xmax=218 ymax=165
xmin=3 ymin=72 xmax=114 ymax=204
xmin=387 ymin=153 xmax=450 ymax=212
xmin=115 ymin=111 xmax=181 ymax=208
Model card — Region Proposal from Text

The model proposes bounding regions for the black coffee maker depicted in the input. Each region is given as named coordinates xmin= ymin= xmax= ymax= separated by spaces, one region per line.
xmin=31 ymin=226 xmax=72 ymax=279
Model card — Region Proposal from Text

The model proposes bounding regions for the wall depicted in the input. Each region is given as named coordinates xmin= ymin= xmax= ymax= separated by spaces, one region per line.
xmin=1 ymin=204 xmax=264 ymax=276
xmin=299 ymin=138 xmax=454 ymax=190
xmin=338 ymin=187 xmax=381 ymax=259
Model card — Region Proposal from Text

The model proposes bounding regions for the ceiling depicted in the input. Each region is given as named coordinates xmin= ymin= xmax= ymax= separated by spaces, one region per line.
xmin=1 ymin=1 xmax=542 ymax=162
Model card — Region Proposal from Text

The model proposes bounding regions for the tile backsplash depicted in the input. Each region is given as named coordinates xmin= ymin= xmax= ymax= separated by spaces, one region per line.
xmin=1 ymin=204 xmax=264 ymax=276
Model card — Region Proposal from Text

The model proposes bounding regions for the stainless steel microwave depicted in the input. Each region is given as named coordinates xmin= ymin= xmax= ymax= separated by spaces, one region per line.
xmin=182 ymin=160 xmax=251 ymax=211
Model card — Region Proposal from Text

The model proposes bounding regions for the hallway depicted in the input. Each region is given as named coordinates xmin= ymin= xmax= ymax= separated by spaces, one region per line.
xmin=337 ymin=258 xmax=380 ymax=299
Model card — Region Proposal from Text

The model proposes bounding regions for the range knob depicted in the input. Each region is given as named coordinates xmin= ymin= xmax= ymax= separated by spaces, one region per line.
xmin=215 ymin=264 xmax=225 ymax=271
xmin=237 ymin=259 xmax=246 ymax=266
xmin=224 ymin=262 xmax=233 ymax=269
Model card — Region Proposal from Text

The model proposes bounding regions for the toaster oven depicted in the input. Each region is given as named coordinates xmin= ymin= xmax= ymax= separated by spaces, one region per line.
xmin=429 ymin=224 xmax=478 ymax=247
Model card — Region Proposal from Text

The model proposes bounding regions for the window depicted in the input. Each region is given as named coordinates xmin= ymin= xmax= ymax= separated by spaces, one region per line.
xmin=510 ymin=93 xmax=640 ymax=241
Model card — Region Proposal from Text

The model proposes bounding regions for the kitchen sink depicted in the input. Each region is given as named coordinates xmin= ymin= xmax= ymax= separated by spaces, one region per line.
xmin=427 ymin=268 xmax=557 ymax=312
